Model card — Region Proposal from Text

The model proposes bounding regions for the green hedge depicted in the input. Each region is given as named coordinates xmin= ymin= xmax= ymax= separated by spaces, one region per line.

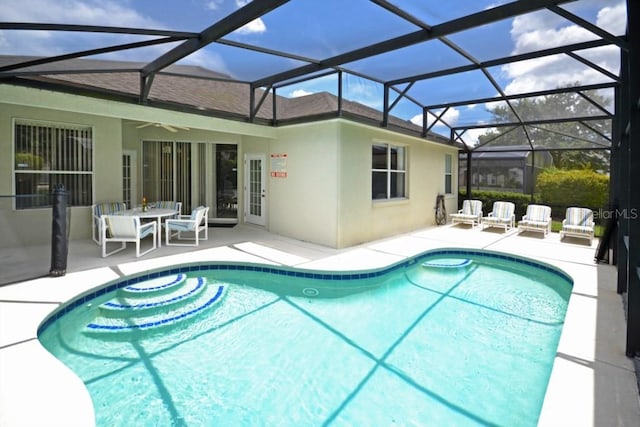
xmin=536 ymin=168 xmax=609 ymax=209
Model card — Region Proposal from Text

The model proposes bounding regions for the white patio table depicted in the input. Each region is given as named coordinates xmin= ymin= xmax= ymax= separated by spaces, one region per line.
xmin=119 ymin=207 xmax=179 ymax=248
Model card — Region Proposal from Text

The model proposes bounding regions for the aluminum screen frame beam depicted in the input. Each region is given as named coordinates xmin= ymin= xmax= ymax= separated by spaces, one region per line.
xmin=140 ymin=0 xmax=290 ymax=102
xmin=252 ymin=0 xmax=575 ymax=88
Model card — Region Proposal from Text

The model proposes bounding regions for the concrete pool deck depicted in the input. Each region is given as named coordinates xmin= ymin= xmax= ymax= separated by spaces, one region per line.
xmin=1 ymin=224 xmax=639 ymax=426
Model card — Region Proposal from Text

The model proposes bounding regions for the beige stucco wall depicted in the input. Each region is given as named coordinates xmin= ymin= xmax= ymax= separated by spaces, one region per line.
xmin=266 ymin=122 xmax=340 ymax=247
xmin=0 ymin=103 xmax=123 ymax=248
xmin=260 ymin=119 xmax=458 ymax=249
xmin=337 ymin=121 xmax=458 ymax=248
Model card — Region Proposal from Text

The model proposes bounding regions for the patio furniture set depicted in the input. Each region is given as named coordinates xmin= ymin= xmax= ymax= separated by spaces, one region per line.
xmin=92 ymin=201 xmax=209 ymax=258
xmin=450 ymin=199 xmax=595 ymax=244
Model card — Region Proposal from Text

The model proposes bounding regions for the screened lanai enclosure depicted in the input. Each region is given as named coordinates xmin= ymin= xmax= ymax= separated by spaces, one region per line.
xmin=0 ymin=1 xmax=639 ymax=354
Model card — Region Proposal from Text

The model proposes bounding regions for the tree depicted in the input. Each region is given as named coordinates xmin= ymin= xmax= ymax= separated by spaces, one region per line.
xmin=477 ymin=84 xmax=611 ymax=173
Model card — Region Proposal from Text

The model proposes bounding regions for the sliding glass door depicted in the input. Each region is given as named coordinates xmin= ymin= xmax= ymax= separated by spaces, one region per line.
xmin=142 ymin=140 xmax=237 ymax=221
xmin=216 ymin=144 xmax=238 ymax=219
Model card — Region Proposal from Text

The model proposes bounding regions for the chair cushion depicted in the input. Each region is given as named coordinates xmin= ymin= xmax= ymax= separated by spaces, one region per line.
xmin=563 ymin=224 xmax=593 ymax=234
xmin=565 ymin=207 xmax=593 ymax=226
xmin=106 ymin=216 xmax=137 ymax=238
xmin=190 ymin=206 xmax=205 ymax=219
xmin=525 ymin=205 xmax=551 ymax=222
xmin=492 ymin=202 xmax=514 ymax=219
xmin=460 ymin=200 xmax=473 ymax=215
xmin=139 ymin=223 xmax=156 ymax=238
xmin=156 ymin=201 xmax=176 ymax=210
xmin=104 ymin=216 xmax=113 ymax=238
xmin=168 ymin=222 xmax=195 ymax=232
xmin=95 ymin=202 xmax=125 ymax=217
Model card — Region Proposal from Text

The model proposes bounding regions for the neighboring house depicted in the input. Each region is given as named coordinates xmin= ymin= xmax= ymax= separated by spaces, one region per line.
xmin=458 ymin=146 xmax=554 ymax=194
xmin=1 ymin=56 xmax=460 ymax=250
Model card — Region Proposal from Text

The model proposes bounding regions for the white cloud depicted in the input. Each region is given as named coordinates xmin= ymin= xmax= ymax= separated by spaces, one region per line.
xmin=205 ymin=0 xmax=224 ymax=11
xmin=501 ymin=2 xmax=625 ymax=95
xmin=0 ymin=0 xmax=231 ymax=74
xmin=0 ymin=0 xmax=160 ymax=56
xmin=290 ymin=89 xmax=313 ymax=98
xmin=179 ymin=48 xmax=233 ymax=76
xmin=343 ymin=77 xmax=383 ymax=109
xmin=231 ymin=0 xmax=266 ymax=35
xmin=0 ymin=0 xmax=156 ymax=27
xmin=597 ymin=3 xmax=627 ymax=34
xmin=234 ymin=19 xmax=267 ymax=35
xmin=459 ymin=128 xmax=491 ymax=146
xmin=411 ymin=107 xmax=460 ymax=128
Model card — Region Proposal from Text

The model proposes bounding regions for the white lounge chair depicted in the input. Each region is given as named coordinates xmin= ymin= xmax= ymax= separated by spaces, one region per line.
xmin=100 ymin=215 xmax=157 ymax=258
xmin=450 ymin=199 xmax=483 ymax=228
xmin=482 ymin=201 xmax=515 ymax=232
xmin=560 ymin=207 xmax=595 ymax=245
xmin=165 ymin=206 xmax=209 ymax=246
xmin=518 ymin=204 xmax=552 ymax=237
xmin=92 ymin=202 xmax=126 ymax=245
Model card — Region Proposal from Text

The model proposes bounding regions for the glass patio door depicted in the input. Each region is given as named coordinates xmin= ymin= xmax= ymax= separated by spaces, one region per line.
xmin=143 ymin=141 xmax=238 ymax=222
xmin=142 ymin=140 xmax=192 ymax=215
xmin=244 ymin=153 xmax=265 ymax=226
xmin=216 ymin=144 xmax=238 ymax=219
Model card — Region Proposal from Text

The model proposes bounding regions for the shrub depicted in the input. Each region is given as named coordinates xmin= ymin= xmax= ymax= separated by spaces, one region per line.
xmin=536 ymin=168 xmax=609 ymax=215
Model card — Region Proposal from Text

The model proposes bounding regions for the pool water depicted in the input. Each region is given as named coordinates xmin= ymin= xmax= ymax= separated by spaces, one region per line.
xmin=38 ymin=251 xmax=572 ymax=426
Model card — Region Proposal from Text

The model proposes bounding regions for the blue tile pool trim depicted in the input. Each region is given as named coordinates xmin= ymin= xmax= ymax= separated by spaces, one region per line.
xmin=37 ymin=248 xmax=573 ymax=335
xmin=122 ymin=273 xmax=186 ymax=293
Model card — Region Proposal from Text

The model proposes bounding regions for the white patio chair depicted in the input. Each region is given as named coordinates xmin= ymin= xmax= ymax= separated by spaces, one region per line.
xmin=482 ymin=201 xmax=515 ymax=232
xmin=155 ymin=200 xmax=183 ymax=217
xmin=518 ymin=204 xmax=552 ymax=237
xmin=560 ymin=207 xmax=595 ymax=244
xmin=92 ymin=202 xmax=126 ymax=245
xmin=100 ymin=215 xmax=157 ymax=258
xmin=450 ymin=199 xmax=483 ymax=228
xmin=165 ymin=206 xmax=209 ymax=247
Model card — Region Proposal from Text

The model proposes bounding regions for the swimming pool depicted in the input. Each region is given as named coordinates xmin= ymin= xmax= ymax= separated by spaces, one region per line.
xmin=38 ymin=249 xmax=572 ymax=426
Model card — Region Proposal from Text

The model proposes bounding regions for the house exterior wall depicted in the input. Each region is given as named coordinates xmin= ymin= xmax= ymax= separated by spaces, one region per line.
xmin=337 ymin=121 xmax=458 ymax=248
xmin=0 ymin=85 xmax=458 ymax=251
xmin=266 ymin=122 xmax=340 ymax=248
xmin=0 ymin=102 xmax=123 ymax=248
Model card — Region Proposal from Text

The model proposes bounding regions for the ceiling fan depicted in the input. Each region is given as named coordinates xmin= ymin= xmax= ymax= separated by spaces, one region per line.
xmin=135 ymin=122 xmax=190 ymax=133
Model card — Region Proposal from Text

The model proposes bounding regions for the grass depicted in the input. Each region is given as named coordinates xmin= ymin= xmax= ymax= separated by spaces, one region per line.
xmin=550 ymin=220 xmax=604 ymax=237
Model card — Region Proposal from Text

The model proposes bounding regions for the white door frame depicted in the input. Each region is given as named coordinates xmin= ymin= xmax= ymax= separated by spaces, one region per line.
xmin=244 ymin=153 xmax=266 ymax=226
xmin=123 ymin=150 xmax=137 ymax=209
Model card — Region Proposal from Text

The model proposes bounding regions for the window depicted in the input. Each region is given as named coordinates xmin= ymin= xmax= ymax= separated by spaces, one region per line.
xmin=444 ymin=154 xmax=452 ymax=194
xmin=372 ymin=143 xmax=406 ymax=200
xmin=14 ymin=120 xmax=93 ymax=209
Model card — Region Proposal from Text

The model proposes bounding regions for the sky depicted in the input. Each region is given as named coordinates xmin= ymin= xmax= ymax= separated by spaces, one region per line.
xmin=0 ymin=0 xmax=628 ymax=142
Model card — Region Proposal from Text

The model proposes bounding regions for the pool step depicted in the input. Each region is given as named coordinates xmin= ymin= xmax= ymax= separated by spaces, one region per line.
xmin=118 ymin=273 xmax=187 ymax=297
xmin=84 ymin=274 xmax=226 ymax=336
xmin=99 ymin=277 xmax=206 ymax=317
xmin=421 ymin=258 xmax=472 ymax=269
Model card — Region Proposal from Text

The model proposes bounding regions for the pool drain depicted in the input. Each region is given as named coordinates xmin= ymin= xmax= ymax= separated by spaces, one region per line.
xmin=302 ymin=287 xmax=319 ymax=297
